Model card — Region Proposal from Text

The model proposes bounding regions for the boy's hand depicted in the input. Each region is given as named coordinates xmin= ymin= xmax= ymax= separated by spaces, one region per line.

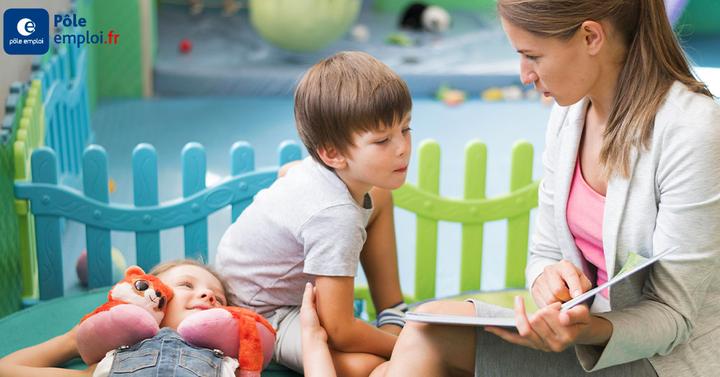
xmin=301 ymin=282 xmax=328 ymax=342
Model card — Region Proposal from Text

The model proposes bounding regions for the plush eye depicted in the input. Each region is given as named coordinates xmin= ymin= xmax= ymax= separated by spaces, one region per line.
xmin=134 ymin=280 xmax=150 ymax=291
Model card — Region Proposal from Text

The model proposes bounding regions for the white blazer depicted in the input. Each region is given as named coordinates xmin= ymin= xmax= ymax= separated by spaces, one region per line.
xmin=525 ymin=82 xmax=720 ymax=376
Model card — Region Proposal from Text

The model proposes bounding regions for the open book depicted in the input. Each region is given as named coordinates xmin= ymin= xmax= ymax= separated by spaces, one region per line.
xmin=406 ymin=247 xmax=679 ymax=328
xmin=405 ymin=311 xmax=516 ymax=327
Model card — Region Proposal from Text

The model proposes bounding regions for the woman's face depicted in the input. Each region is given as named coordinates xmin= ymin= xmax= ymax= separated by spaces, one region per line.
xmin=156 ymin=264 xmax=228 ymax=329
xmin=501 ymin=18 xmax=600 ymax=106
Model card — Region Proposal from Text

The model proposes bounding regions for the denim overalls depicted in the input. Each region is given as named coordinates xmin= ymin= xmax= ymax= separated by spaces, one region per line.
xmin=108 ymin=328 xmax=226 ymax=376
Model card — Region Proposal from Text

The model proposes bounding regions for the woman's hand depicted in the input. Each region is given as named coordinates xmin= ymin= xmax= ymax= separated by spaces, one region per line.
xmin=531 ymin=260 xmax=592 ymax=308
xmin=300 ymin=282 xmax=328 ymax=343
xmin=300 ymin=282 xmax=338 ymax=377
xmin=486 ymin=296 xmax=611 ymax=352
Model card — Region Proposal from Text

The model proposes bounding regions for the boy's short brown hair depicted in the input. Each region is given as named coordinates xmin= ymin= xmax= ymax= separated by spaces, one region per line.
xmin=294 ymin=51 xmax=412 ymax=165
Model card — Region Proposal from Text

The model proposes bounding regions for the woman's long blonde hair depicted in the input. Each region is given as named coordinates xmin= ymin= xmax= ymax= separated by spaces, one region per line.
xmin=498 ymin=0 xmax=713 ymax=178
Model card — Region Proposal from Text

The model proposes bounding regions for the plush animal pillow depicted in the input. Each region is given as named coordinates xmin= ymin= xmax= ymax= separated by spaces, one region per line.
xmin=76 ymin=266 xmax=174 ymax=364
xmin=75 ymin=265 xmax=276 ymax=376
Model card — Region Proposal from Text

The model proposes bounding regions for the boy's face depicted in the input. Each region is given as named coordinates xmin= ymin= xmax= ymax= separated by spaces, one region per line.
xmin=342 ymin=114 xmax=412 ymax=191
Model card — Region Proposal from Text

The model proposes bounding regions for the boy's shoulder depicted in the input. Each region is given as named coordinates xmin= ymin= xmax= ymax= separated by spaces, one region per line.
xmin=273 ymin=157 xmax=353 ymax=204
xmin=246 ymin=157 xmax=361 ymax=224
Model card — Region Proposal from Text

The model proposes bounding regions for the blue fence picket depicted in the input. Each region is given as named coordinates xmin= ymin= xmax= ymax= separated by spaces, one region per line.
xmin=182 ymin=143 xmax=209 ymax=262
xmin=133 ymin=144 xmax=161 ymax=271
xmin=279 ymin=141 xmax=302 ymax=166
xmin=30 ymin=148 xmax=63 ymax=300
xmin=230 ymin=142 xmax=255 ymax=222
xmin=83 ymin=145 xmax=112 ymax=288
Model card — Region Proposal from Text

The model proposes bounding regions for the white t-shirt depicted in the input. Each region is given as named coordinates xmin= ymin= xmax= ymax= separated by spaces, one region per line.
xmin=215 ymin=157 xmax=373 ymax=316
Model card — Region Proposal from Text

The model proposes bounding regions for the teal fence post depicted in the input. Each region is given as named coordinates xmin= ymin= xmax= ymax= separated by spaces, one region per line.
xmin=182 ymin=143 xmax=208 ymax=262
xmin=133 ymin=143 xmax=160 ymax=271
xmin=32 ymin=148 xmax=63 ymax=300
xmin=83 ymin=145 xmax=112 ymax=288
xmin=230 ymin=142 xmax=254 ymax=222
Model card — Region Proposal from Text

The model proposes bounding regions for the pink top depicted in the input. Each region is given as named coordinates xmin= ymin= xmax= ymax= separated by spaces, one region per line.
xmin=566 ymin=159 xmax=608 ymax=297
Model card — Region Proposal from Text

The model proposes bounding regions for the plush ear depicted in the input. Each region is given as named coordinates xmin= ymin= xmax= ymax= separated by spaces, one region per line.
xmin=124 ymin=265 xmax=146 ymax=278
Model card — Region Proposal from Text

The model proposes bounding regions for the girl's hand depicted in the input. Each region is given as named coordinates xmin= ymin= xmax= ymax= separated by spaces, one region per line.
xmin=300 ymin=282 xmax=328 ymax=343
xmin=531 ymin=260 xmax=592 ymax=308
xmin=485 ymin=296 xmax=593 ymax=352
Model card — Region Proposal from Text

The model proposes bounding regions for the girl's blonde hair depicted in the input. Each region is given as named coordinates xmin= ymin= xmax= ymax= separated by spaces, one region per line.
xmin=149 ymin=259 xmax=236 ymax=306
xmin=498 ymin=0 xmax=713 ymax=178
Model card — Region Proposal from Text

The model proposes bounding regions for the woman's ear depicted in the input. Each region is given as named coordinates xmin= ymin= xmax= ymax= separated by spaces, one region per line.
xmin=317 ymin=146 xmax=347 ymax=170
xmin=580 ymin=20 xmax=605 ymax=56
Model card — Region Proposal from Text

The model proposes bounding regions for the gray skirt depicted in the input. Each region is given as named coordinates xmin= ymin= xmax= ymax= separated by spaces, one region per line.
xmin=471 ymin=300 xmax=657 ymax=377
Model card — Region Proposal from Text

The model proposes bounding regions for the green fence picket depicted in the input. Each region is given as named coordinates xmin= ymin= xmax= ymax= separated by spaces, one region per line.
xmin=414 ymin=141 xmax=441 ymax=301
xmin=505 ymin=141 xmax=534 ymax=288
xmin=460 ymin=141 xmax=486 ymax=292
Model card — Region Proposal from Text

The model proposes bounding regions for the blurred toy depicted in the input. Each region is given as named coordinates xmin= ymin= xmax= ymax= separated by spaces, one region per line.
xmin=501 ymin=85 xmax=524 ymax=101
xmin=249 ymin=0 xmax=360 ymax=53
xmin=436 ymin=85 xmax=466 ymax=106
xmin=108 ymin=178 xmax=116 ymax=194
xmin=179 ymin=38 xmax=193 ymax=54
xmin=481 ymin=87 xmax=504 ymax=102
xmin=400 ymin=2 xmax=451 ymax=33
xmin=76 ymin=247 xmax=127 ymax=287
xmin=386 ymin=32 xmax=414 ymax=47
xmin=351 ymin=24 xmax=370 ymax=43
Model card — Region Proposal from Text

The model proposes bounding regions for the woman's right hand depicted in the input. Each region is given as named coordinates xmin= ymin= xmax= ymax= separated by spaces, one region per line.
xmin=531 ymin=260 xmax=592 ymax=308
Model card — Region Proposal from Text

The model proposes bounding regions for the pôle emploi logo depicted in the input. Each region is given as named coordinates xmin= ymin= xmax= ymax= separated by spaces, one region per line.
xmin=4 ymin=8 xmax=49 ymax=54
xmin=4 ymin=8 xmax=120 ymax=55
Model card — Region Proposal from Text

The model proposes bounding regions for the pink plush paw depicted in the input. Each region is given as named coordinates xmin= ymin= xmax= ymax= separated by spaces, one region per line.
xmin=177 ymin=308 xmax=239 ymax=357
xmin=177 ymin=308 xmax=275 ymax=369
xmin=77 ymin=304 xmax=160 ymax=364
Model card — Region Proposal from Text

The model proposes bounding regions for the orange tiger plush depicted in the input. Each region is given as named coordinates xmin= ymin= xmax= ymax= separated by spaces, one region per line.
xmin=76 ymin=266 xmax=174 ymax=364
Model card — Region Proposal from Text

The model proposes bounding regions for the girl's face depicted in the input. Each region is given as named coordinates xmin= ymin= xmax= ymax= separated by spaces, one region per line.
xmin=156 ymin=264 xmax=228 ymax=329
xmin=501 ymin=18 xmax=601 ymax=106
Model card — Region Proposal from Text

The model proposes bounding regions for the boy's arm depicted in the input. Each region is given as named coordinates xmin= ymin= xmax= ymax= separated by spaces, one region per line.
xmin=0 ymin=327 xmax=94 ymax=377
xmin=300 ymin=283 xmax=337 ymax=377
xmin=361 ymin=188 xmax=404 ymax=313
xmin=314 ymin=275 xmax=397 ymax=358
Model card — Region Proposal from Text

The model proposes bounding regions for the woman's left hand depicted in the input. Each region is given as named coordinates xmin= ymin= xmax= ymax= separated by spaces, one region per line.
xmin=485 ymin=296 xmax=592 ymax=352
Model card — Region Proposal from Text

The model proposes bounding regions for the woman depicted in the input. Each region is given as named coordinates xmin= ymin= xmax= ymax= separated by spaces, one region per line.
xmin=303 ymin=0 xmax=720 ymax=376
xmin=387 ymin=0 xmax=720 ymax=375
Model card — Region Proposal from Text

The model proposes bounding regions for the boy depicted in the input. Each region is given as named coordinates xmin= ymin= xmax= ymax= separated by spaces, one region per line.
xmin=215 ymin=51 xmax=412 ymax=376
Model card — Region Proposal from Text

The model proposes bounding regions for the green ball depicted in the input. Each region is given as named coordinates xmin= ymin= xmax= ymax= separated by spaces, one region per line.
xmin=249 ymin=0 xmax=361 ymax=52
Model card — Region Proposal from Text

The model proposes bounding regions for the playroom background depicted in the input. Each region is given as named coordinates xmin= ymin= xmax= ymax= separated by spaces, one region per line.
xmin=1 ymin=0 xmax=718 ymax=322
